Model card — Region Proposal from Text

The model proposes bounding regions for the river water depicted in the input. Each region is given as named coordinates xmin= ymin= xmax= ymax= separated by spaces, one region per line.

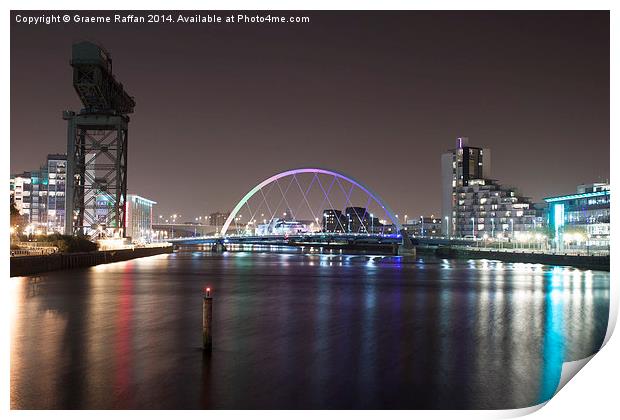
xmin=10 ymin=248 xmax=610 ymax=409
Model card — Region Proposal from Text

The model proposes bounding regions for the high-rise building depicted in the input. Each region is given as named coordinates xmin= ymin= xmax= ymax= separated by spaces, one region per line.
xmin=29 ymin=167 xmax=48 ymax=229
xmin=322 ymin=209 xmax=347 ymax=233
xmin=441 ymin=137 xmax=491 ymax=236
xmin=125 ymin=194 xmax=157 ymax=243
xmin=46 ymin=154 xmax=67 ymax=233
xmin=344 ymin=206 xmax=372 ymax=233
xmin=321 ymin=207 xmax=382 ymax=234
xmin=441 ymin=138 xmax=538 ymax=239
xmin=544 ymin=183 xmax=610 ymax=251
xmin=10 ymin=154 xmax=67 ymax=234
xmin=10 ymin=172 xmax=32 ymax=219
xmin=208 ymin=212 xmax=230 ymax=230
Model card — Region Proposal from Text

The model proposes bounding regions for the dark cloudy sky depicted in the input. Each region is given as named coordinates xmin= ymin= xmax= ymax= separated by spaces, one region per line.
xmin=10 ymin=11 xmax=609 ymax=220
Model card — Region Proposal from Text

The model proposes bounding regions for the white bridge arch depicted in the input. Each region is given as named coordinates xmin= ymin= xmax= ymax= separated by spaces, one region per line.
xmin=220 ymin=168 xmax=403 ymax=236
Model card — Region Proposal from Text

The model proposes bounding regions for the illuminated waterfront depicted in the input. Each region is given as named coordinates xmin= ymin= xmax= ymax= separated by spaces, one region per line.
xmin=10 ymin=249 xmax=609 ymax=409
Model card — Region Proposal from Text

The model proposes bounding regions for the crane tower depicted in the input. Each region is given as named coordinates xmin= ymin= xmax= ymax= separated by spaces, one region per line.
xmin=64 ymin=41 xmax=135 ymax=238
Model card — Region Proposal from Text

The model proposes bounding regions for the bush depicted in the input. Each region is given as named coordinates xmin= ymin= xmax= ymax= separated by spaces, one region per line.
xmin=44 ymin=234 xmax=98 ymax=253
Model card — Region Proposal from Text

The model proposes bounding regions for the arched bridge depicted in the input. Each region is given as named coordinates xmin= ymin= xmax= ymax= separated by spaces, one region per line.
xmin=221 ymin=168 xmax=402 ymax=235
xmin=170 ymin=167 xmax=414 ymax=254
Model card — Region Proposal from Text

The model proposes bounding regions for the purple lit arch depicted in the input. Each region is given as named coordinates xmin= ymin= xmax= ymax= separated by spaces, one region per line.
xmin=220 ymin=168 xmax=402 ymax=236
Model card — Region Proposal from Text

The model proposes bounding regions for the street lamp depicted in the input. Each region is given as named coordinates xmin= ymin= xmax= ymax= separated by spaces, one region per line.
xmin=471 ymin=217 xmax=475 ymax=239
xmin=171 ymin=214 xmax=177 ymax=238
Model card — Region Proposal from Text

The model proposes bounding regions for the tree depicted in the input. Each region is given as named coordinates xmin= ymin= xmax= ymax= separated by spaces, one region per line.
xmin=10 ymin=202 xmax=23 ymax=234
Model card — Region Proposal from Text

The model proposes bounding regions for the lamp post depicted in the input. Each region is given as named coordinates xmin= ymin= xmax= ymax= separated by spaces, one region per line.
xmin=471 ymin=217 xmax=475 ymax=239
xmin=445 ymin=216 xmax=449 ymax=238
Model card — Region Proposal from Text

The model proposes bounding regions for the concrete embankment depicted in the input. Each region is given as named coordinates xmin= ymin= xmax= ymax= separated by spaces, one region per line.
xmin=434 ymin=247 xmax=609 ymax=271
xmin=10 ymin=246 xmax=174 ymax=277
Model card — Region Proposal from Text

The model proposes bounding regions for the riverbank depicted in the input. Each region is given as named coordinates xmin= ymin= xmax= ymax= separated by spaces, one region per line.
xmin=10 ymin=245 xmax=174 ymax=277
xmin=432 ymin=246 xmax=610 ymax=271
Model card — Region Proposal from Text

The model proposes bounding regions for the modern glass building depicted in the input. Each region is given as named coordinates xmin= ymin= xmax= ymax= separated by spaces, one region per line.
xmin=125 ymin=194 xmax=157 ymax=243
xmin=544 ymin=183 xmax=610 ymax=251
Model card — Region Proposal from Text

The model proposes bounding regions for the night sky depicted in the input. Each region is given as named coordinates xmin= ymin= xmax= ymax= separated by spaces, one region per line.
xmin=10 ymin=11 xmax=609 ymax=220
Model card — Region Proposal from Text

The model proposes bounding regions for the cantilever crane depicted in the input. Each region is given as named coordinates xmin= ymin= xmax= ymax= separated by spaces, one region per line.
xmin=71 ymin=42 xmax=135 ymax=114
xmin=64 ymin=41 xmax=136 ymax=238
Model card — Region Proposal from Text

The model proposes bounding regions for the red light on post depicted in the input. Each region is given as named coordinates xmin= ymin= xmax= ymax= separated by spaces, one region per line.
xmin=205 ymin=287 xmax=211 ymax=298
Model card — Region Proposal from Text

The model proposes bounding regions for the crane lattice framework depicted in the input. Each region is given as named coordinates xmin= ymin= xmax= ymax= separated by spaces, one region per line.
xmin=64 ymin=41 xmax=135 ymax=237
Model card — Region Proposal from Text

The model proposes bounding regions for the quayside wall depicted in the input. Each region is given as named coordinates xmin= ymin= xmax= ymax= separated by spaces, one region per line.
xmin=434 ymin=247 xmax=609 ymax=271
xmin=10 ymin=246 xmax=173 ymax=277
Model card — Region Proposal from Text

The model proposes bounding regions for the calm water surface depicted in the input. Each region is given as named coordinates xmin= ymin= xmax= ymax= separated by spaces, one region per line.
xmin=10 ymin=249 xmax=610 ymax=409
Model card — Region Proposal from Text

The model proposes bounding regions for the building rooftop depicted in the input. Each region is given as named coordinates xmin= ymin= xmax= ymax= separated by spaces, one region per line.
xmin=127 ymin=194 xmax=157 ymax=205
xmin=544 ymin=189 xmax=610 ymax=203
xmin=47 ymin=154 xmax=67 ymax=160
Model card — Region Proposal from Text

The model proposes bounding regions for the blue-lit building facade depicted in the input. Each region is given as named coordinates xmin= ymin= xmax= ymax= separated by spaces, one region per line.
xmin=544 ymin=183 xmax=610 ymax=251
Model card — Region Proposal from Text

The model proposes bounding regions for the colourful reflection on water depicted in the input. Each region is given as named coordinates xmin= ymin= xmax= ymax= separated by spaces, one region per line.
xmin=10 ymin=251 xmax=610 ymax=409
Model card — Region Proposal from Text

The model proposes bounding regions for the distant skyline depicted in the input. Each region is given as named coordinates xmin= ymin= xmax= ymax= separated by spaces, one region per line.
xmin=11 ymin=11 xmax=609 ymax=220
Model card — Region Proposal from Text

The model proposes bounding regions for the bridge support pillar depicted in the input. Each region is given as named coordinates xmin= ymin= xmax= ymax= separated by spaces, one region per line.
xmin=211 ymin=240 xmax=227 ymax=253
xmin=397 ymin=229 xmax=416 ymax=257
xmin=397 ymin=245 xmax=417 ymax=257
